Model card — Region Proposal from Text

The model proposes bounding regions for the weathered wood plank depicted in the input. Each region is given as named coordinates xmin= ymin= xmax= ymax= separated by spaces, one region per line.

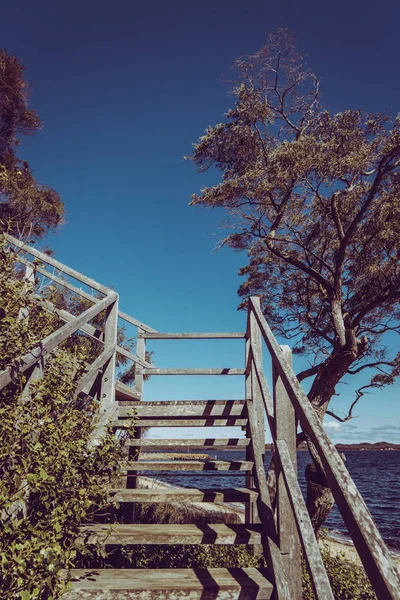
xmin=92 ymin=298 xmax=118 ymax=441
xmin=118 ymin=311 xmax=157 ymax=333
xmin=249 ymin=302 xmax=266 ymax=460
xmin=116 ymin=344 xmax=153 ymax=368
xmin=245 ymin=316 xmax=256 ymax=525
xmin=139 ymin=332 xmax=246 ymax=339
xmin=275 ymin=440 xmax=334 ymax=600
xmin=36 ymin=295 xmax=104 ymax=341
xmin=114 ymin=418 xmax=248 ymax=428
xmin=121 ymin=460 xmax=254 ymax=471
xmin=142 ymin=368 xmax=245 ymax=376
xmin=63 ymin=567 xmax=273 ymax=599
xmin=117 ymin=400 xmax=246 ymax=418
xmin=273 ymin=345 xmax=302 ymax=600
xmin=6 ymin=234 xmax=111 ymax=295
xmin=115 ymin=380 xmax=141 ymax=401
xmin=35 ymin=295 xmax=152 ymax=369
xmin=0 ymin=292 xmax=118 ymax=392
xmin=78 ymin=523 xmax=262 ymax=545
xmin=16 ymin=252 xmax=157 ymax=336
xmin=126 ymin=438 xmax=250 ymax=449
xmin=109 ymin=487 xmax=258 ymax=503
xmin=250 ymin=296 xmax=400 ymax=600
xmin=20 ymin=256 xmax=102 ymax=306
xmin=245 ymin=350 xmax=291 ymax=599
xmin=75 ymin=346 xmax=116 ymax=397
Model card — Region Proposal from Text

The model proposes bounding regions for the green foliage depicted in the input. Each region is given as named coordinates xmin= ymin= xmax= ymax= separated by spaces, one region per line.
xmin=0 ymin=240 xmax=130 ymax=599
xmin=0 ymin=50 xmax=64 ymax=239
xmin=116 ymin=544 xmax=262 ymax=570
xmin=302 ymin=546 xmax=376 ymax=600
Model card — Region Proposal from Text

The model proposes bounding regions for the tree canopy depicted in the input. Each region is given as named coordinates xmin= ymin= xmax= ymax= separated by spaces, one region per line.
xmin=0 ymin=50 xmax=64 ymax=239
xmin=190 ymin=29 xmax=400 ymax=423
xmin=190 ymin=29 xmax=400 ymax=531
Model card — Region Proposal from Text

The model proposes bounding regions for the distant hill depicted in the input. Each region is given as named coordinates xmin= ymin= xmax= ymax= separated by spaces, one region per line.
xmin=265 ymin=441 xmax=400 ymax=451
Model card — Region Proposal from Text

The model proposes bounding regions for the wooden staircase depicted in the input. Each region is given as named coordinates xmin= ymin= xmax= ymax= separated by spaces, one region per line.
xmin=66 ymin=368 xmax=274 ymax=599
xmin=3 ymin=233 xmax=400 ymax=600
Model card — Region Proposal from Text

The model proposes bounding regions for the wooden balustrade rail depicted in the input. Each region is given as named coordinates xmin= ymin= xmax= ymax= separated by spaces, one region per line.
xmin=3 ymin=234 xmax=399 ymax=600
xmin=248 ymin=296 xmax=400 ymax=600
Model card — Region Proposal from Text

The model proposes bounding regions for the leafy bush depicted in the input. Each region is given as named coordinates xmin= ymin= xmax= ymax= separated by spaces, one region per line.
xmin=0 ymin=239 xmax=130 ymax=599
xmin=302 ymin=544 xmax=377 ymax=600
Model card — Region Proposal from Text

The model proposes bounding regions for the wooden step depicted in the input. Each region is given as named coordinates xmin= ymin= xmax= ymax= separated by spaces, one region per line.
xmin=126 ymin=437 xmax=250 ymax=449
xmin=110 ymin=487 xmax=258 ymax=503
xmin=114 ymin=418 xmax=248 ymax=427
xmin=78 ymin=523 xmax=262 ymax=545
xmin=139 ymin=332 xmax=246 ymax=338
xmin=122 ymin=460 xmax=254 ymax=471
xmin=63 ymin=567 xmax=273 ymax=599
xmin=117 ymin=400 xmax=246 ymax=418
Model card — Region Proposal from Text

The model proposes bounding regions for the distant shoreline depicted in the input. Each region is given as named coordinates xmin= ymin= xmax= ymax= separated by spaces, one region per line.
xmin=265 ymin=441 xmax=400 ymax=451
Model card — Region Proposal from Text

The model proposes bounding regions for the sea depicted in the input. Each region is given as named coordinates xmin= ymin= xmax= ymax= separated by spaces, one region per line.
xmin=148 ymin=450 xmax=400 ymax=551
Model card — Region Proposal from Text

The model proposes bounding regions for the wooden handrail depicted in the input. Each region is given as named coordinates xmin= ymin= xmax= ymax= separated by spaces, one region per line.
xmin=74 ymin=345 xmax=116 ymax=397
xmin=245 ymin=398 xmax=291 ymax=600
xmin=249 ymin=296 xmax=400 ymax=600
xmin=0 ymin=292 xmax=117 ymax=392
xmin=275 ymin=440 xmax=333 ymax=599
xmin=35 ymin=295 xmax=152 ymax=369
xmin=6 ymin=235 xmax=157 ymax=334
xmin=6 ymin=234 xmax=112 ymax=295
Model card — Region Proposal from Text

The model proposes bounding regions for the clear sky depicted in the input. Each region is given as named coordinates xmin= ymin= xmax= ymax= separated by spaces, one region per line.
xmin=2 ymin=0 xmax=400 ymax=443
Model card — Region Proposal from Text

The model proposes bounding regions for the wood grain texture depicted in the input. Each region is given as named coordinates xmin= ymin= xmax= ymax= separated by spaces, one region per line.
xmin=78 ymin=523 xmax=262 ymax=545
xmin=125 ymin=438 xmax=250 ymax=449
xmin=250 ymin=296 xmax=400 ymax=600
xmin=113 ymin=418 xmax=248 ymax=428
xmin=109 ymin=487 xmax=258 ymax=503
xmin=139 ymin=332 xmax=246 ymax=339
xmin=115 ymin=381 xmax=141 ymax=401
xmin=63 ymin=567 xmax=273 ymax=599
xmin=142 ymin=368 xmax=245 ymax=376
xmin=121 ymin=460 xmax=254 ymax=472
xmin=117 ymin=400 xmax=246 ymax=418
xmin=273 ymin=345 xmax=302 ymax=600
xmin=275 ymin=440 xmax=334 ymax=600
xmin=7 ymin=233 xmax=111 ymax=295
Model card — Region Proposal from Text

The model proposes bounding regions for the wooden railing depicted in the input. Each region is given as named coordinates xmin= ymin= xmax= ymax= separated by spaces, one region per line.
xmin=2 ymin=234 xmax=400 ymax=600
xmin=1 ymin=234 xmax=154 ymax=440
xmin=247 ymin=296 xmax=400 ymax=600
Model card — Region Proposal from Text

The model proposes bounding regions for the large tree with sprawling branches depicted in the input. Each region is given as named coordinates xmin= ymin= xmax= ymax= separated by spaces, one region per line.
xmin=190 ymin=29 xmax=400 ymax=532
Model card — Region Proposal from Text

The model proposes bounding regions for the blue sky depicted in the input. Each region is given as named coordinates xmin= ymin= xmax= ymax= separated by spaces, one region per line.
xmin=2 ymin=0 xmax=400 ymax=443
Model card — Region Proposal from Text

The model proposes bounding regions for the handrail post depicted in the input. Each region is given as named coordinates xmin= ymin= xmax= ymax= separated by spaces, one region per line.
xmin=92 ymin=295 xmax=118 ymax=441
xmin=250 ymin=299 xmax=265 ymax=467
xmin=245 ymin=311 xmax=257 ymax=525
xmin=126 ymin=326 xmax=145 ymax=523
xmin=273 ymin=346 xmax=302 ymax=600
xmin=245 ymin=300 xmax=265 ymax=519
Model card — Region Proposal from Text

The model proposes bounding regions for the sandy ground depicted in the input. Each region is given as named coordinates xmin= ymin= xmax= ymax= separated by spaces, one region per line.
xmin=322 ymin=535 xmax=400 ymax=568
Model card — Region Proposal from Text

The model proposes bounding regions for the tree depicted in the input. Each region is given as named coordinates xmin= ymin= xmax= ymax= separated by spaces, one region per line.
xmin=190 ymin=29 xmax=400 ymax=533
xmin=0 ymin=50 xmax=64 ymax=239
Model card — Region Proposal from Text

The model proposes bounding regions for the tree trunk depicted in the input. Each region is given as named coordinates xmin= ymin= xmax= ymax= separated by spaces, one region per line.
xmin=305 ymin=461 xmax=334 ymax=536
xmin=303 ymin=340 xmax=363 ymax=535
